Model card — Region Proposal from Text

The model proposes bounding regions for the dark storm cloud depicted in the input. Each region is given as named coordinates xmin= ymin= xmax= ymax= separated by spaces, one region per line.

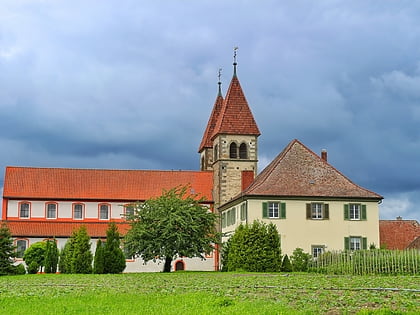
xmin=1 ymin=1 xmax=420 ymax=221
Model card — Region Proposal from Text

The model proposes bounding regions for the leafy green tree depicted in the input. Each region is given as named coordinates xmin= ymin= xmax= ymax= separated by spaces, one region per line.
xmin=93 ymin=239 xmax=105 ymax=274
xmin=281 ymin=254 xmax=293 ymax=272
xmin=44 ymin=239 xmax=59 ymax=273
xmin=220 ymin=238 xmax=232 ymax=272
xmin=125 ymin=185 xmax=220 ymax=272
xmin=71 ymin=226 xmax=93 ymax=274
xmin=103 ymin=222 xmax=126 ymax=273
xmin=290 ymin=248 xmax=311 ymax=272
xmin=227 ymin=221 xmax=282 ymax=272
xmin=0 ymin=223 xmax=16 ymax=275
xmin=23 ymin=241 xmax=47 ymax=273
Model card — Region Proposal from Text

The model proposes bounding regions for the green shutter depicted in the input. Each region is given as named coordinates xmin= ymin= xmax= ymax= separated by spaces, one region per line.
xmin=280 ymin=202 xmax=286 ymax=219
xmin=344 ymin=204 xmax=349 ymax=220
xmin=362 ymin=237 xmax=367 ymax=250
xmin=306 ymin=203 xmax=311 ymax=219
xmin=222 ymin=212 xmax=226 ymax=228
xmin=344 ymin=237 xmax=350 ymax=250
xmin=232 ymin=207 xmax=236 ymax=224
xmin=262 ymin=202 xmax=268 ymax=218
xmin=361 ymin=204 xmax=367 ymax=220
xmin=324 ymin=204 xmax=329 ymax=219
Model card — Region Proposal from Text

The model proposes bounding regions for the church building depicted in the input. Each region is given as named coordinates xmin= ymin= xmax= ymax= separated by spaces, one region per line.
xmin=1 ymin=57 xmax=383 ymax=271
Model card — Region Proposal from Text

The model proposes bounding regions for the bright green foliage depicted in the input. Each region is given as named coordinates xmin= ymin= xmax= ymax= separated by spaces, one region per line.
xmin=227 ymin=220 xmax=282 ymax=272
xmin=103 ymin=222 xmax=126 ymax=273
xmin=44 ymin=239 xmax=59 ymax=273
xmin=125 ymin=185 xmax=220 ymax=272
xmin=14 ymin=263 xmax=26 ymax=275
xmin=59 ymin=235 xmax=75 ymax=274
xmin=220 ymin=238 xmax=231 ymax=272
xmin=71 ymin=226 xmax=93 ymax=274
xmin=23 ymin=241 xmax=47 ymax=273
xmin=290 ymin=247 xmax=311 ymax=272
xmin=0 ymin=223 xmax=16 ymax=275
xmin=281 ymin=254 xmax=292 ymax=272
xmin=93 ymin=239 xmax=105 ymax=274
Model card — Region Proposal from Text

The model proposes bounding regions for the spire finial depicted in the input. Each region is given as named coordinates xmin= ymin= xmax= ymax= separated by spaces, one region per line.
xmin=233 ymin=46 xmax=238 ymax=77
xmin=218 ymin=68 xmax=222 ymax=96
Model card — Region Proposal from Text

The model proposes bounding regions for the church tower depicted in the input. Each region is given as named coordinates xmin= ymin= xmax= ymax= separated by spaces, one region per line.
xmin=199 ymin=52 xmax=260 ymax=211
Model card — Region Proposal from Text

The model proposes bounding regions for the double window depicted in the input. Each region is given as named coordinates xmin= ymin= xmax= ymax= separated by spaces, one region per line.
xmin=311 ymin=246 xmax=325 ymax=258
xmin=344 ymin=236 xmax=367 ymax=250
xmin=344 ymin=204 xmax=367 ymax=220
xmin=222 ymin=207 xmax=236 ymax=228
xmin=73 ymin=204 xmax=84 ymax=220
xmin=262 ymin=202 xmax=286 ymax=219
xmin=229 ymin=142 xmax=248 ymax=159
xmin=46 ymin=203 xmax=57 ymax=219
xmin=19 ymin=202 xmax=30 ymax=218
xmin=306 ymin=203 xmax=329 ymax=220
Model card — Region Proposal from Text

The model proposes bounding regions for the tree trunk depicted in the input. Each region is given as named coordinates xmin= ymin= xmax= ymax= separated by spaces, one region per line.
xmin=163 ymin=257 xmax=172 ymax=272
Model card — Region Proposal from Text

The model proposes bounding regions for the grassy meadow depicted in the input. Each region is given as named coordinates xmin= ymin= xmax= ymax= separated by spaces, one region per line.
xmin=0 ymin=272 xmax=419 ymax=314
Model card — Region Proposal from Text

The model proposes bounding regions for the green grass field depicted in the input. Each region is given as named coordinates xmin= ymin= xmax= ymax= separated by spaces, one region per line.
xmin=0 ymin=272 xmax=418 ymax=314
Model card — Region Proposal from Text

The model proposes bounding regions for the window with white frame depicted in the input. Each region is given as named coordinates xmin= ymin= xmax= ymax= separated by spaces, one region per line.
xmin=344 ymin=236 xmax=367 ymax=250
xmin=16 ymin=239 xmax=27 ymax=258
xmin=306 ymin=203 xmax=329 ymax=220
xmin=350 ymin=237 xmax=361 ymax=250
xmin=268 ymin=202 xmax=279 ymax=218
xmin=311 ymin=246 xmax=324 ymax=259
xmin=100 ymin=204 xmax=110 ymax=220
xmin=125 ymin=205 xmax=135 ymax=217
xmin=312 ymin=203 xmax=323 ymax=219
xmin=350 ymin=204 xmax=360 ymax=220
xmin=73 ymin=204 xmax=84 ymax=219
xmin=262 ymin=201 xmax=286 ymax=219
xmin=46 ymin=203 xmax=57 ymax=219
xmin=19 ymin=203 xmax=30 ymax=218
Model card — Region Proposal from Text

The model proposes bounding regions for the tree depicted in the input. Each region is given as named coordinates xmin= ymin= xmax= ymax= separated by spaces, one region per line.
xmin=220 ymin=238 xmax=232 ymax=272
xmin=227 ymin=221 xmax=282 ymax=272
xmin=103 ymin=222 xmax=126 ymax=273
xmin=23 ymin=241 xmax=47 ymax=274
xmin=125 ymin=185 xmax=220 ymax=272
xmin=290 ymin=248 xmax=310 ymax=272
xmin=44 ymin=239 xmax=59 ymax=273
xmin=59 ymin=235 xmax=75 ymax=274
xmin=281 ymin=254 xmax=293 ymax=272
xmin=0 ymin=223 xmax=16 ymax=275
xmin=71 ymin=226 xmax=93 ymax=274
xmin=93 ymin=239 xmax=105 ymax=274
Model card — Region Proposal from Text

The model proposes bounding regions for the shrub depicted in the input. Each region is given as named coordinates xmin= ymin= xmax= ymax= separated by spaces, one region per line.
xmin=27 ymin=261 xmax=40 ymax=274
xmin=281 ymin=254 xmax=292 ymax=272
xmin=227 ymin=221 xmax=281 ymax=272
xmin=71 ymin=226 xmax=93 ymax=274
xmin=0 ymin=223 xmax=16 ymax=275
xmin=14 ymin=263 xmax=26 ymax=275
xmin=23 ymin=242 xmax=47 ymax=273
xmin=103 ymin=222 xmax=126 ymax=273
xmin=93 ymin=239 xmax=105 ymax=274
xmin=44 ymin=240 xmax=59 ymax=273
xmin=290 ymin=248 xmax=311 ymax=272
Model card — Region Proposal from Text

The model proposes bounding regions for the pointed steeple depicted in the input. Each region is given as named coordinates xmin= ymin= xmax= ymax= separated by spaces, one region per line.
xmin=198 ymin=73 xmax=224 ymax=153
xmin=211 ymin=58 xmax=260 ymax=139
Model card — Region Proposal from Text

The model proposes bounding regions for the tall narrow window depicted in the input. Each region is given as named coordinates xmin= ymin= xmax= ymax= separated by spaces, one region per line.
xmin=46 ymin=203 xmax=57 ymax=219
xmin=19 ymin=203 xmax=30 ymax=218
xmin=239 ymin=143 xmax=248 ymax=159
xmin=73 ymin=204 xmax=84 ymax=219
xmin=125 ymin=205 xmax=134 ymax=217
xmin=350 ymin=204 xmax=360 ymax=220
xmin=100 ymin=204 xmax=109 ymax=220
xmin=214 ymin=144 xmax=218 ymax=161
xmin=16 ymin=239 xmax=27 ymax=258
xmin=229 ymin=142 xmax=237 ymax=158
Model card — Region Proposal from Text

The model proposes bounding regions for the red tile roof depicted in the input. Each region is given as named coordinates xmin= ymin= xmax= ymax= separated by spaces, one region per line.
xmin=3 ymin=220 xmax=130 ymax=238
xmin=211 ymin=75 xmax=260 ymax=138
xmin=198 ymin=92 xmax=224 ymax=152
xmin=379 ymin=219 xmax=420 ymax=249
xmin=3 ymin=167 xmax=213 ymax=201
xmin=242 ymin=139 xmax=383 ymax=199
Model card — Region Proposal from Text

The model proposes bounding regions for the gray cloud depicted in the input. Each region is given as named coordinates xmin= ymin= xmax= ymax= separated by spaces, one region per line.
xmin=1 ymin=1 xmax=420 ymax=221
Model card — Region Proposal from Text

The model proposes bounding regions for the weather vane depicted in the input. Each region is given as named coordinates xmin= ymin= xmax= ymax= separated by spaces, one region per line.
xmin=218 ymin=68 xmax=222 ymax=82
xmin=233 ymin=46 xmax=239 ymax=64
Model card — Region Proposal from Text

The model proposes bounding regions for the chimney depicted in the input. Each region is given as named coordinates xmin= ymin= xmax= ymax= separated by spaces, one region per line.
xmin=321 ymin=149 xmax=327 ymax=162
xmin=396 ymin=216 xmax=402 ymax=220
xmin=241 ymin=170 xmax=254 ymax=191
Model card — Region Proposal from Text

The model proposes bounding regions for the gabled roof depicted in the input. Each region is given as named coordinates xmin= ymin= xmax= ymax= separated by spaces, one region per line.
xmin=3 ymin=167 xmax=213 ymax=201
xmin=242 ymin=139 xmax=383 ymax=199
xmin=3 ymin=220 xmax=130 ymax=238
xmin=198 ymin=89 xmax=224 ymax=152
xmin=379 ymin=219 xmax=420 ymax=249
xmin=211 ymin=74 xmax=260 ymax=138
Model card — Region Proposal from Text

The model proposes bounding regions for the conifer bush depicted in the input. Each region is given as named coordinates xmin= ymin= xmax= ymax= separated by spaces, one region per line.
xmin=93 ymin=239 xmax=105 ymax=274
xmin=44 ymin=239 xmax=59 ymax=273
xmin=103 ymin=222 xmax=126 ymax=274
xmin=281 ymin=254 xmax=292 ymax=272
xmin=0 ymin=223 xmax=16 ymax=275
xmin=71 ymin=226 xmax=93 ymax=274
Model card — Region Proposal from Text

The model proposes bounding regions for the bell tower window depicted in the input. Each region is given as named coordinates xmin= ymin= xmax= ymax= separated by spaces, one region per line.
xmin=229 ymin=142 xmax=238 ymax=158
xmin=239 ymin=143 xmax=248 ymax=159
xmin=214 ymin=144 xmax=219 ymax=161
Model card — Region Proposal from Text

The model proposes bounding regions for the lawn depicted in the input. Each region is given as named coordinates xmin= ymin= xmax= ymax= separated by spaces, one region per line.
xmin=0 ymin=272 xmax=418 ymax=314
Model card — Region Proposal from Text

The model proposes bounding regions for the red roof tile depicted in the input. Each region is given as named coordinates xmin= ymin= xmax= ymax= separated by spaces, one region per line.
xmin=379 ymin=220 xmax=420 ymax=249
xmin=198 ymin=93 xmax=224 ymax=152
xmin=3 ymin=167 xmax=213 ymax=201
xmin=242 ymin=139 xmax=383 ymax=199
xmin=211 ymin=75 xmax=260 ymax=138
xmin=3 ymin=220 xmax=130 ymax=238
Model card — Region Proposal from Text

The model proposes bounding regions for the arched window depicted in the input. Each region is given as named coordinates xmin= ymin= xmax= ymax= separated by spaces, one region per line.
xmin=73 ymin=203 xmax=84 ymax=220
xmin=46 ymin=202 xmax=58 ymax=219
xmin=214 ymin=144 xmax=219 ymax=161
xmin=15 ymin=239 xmax=28 ymax=258
xmin=239 ymin=143 xmax=248 ymax=159
xmin=175 ymin=260 xmax=185 ymax=271
xmin=99 ymin=204 xmax=110 ymax=220
xmin=19 ymin=202 xmax=30 ymax=219
xmin=229 ymin=142 xmax=238 ymax=158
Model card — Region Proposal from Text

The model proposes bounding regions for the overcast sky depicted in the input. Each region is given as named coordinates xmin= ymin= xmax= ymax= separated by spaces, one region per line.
xmin=1 ymin=1 xmax=419 ymax=221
